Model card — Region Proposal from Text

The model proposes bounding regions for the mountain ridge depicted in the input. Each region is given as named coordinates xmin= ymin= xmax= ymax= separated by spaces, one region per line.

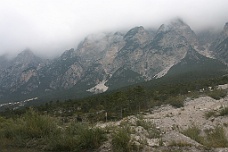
xmin=0 ymin=19 xmax=227 ymax=102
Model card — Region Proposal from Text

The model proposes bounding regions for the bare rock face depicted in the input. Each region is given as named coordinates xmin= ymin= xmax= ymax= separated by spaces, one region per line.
xmin=44 ymin=48 xmax=85 ymax=90
xmin=0 ymin=19 xmax=227 ymax=101
xmin=61 ymin=63 xmax=84 ymax=89
xmin=0 ymin=49 xmax=43 ymax=95
xmin=113 ymin=19 xmax=195 ymax=79
xmin=218 ymin=23 xmax=228 ymax=42
xmin=210 ymin=22 xmax=228 ymax=63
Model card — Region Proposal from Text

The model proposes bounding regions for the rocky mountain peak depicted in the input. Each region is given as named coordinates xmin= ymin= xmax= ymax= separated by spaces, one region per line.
xmin=211 ymin=23 xmax=228 ymax=63
xmin=0 ymin=54 xmax=10 ymax=69
xmin=223 ymin=22 xmax=228 ymax=37
xmin=124 ymin=26 xmax=147 ymax=40
xmin=15 ymin=49 xmax=36 ymax=62
xmin=124 ymin=26 xmax=149 ymax=44
xmin=60 ymin=48 xmax=76 ymax=59
xmin=152 ymin=19 xmax=196 ymax=50
xmin=225 ymin=22 xmax=228 ymax=29
xmin=170 ymin=18 xmax=186 ymax=27
xmin=13 ymin=49 xmax=42 ymax=69
xmin=17 ymin=49 xmax=35 ymax=58
xmin=124 ymin=26 xmax=145 ymax=37
xmin=157 ymin=19 xmax=197 ymax=44
xmin=171 ymin=19 xmax=197 ymax=45
xmin=157 ymin=19 xmax=186 ymax=32
xmin=215 ymin=22 xmax=228 ymax=42
xmin=157 ymin=24 xmax=169 ymax=33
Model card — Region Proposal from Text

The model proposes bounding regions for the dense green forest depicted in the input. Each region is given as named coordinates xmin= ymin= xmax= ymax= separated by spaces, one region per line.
xmin=2 ymin=74 xmax=228 ymax=122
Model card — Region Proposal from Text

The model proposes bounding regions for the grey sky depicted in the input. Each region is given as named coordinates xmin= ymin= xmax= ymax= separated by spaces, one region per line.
xmin=0 ymin=0 xmax=228 ymax=58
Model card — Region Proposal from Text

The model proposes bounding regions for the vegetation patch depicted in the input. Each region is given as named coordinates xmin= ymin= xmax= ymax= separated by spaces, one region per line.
xmin=182 ymin=125 xmax=228 ymax=148
xmin=219 ymin=107 xmax=228 ymax=116
xmin=204 ymin=106 xmax=228 ymax=119
xmin=166 ymin=96 xmax=185 ymax=108
xmin=203 ymin=126 xmax=228 ymax=148
xmin=169 ymin=140 xmax=192 ymax=147
xmin=204 ymin=110 xmax=217 ymax=119
xmin=111 ymin=126 xmax=132 ymax=152
xmin=136 ymin=119 xmax=161 ymax=138
xmin=182 ymin=125 xmax=203 ymax=144
xmin=0 ymin=109 xmax=107 ymax=151
xmin=206 ymin=89 xmax=227 ymax=100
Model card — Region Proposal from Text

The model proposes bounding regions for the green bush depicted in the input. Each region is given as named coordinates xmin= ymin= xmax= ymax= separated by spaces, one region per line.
xmin=47 ymin=130 xmax=78 ymax=151
xmin=204 ymin=110 xmax=217 ymax=119
xmin=182 ymin=125 xmax=202 ymax=144
xmin=112 ymin=126 xmax=132 ymax=152
xmin=166 ymin=96 xmax=185 ymax=108
xmin=136 ymin=119 xmax=161 ymax=138
xmin=219 ymin=107 xmax=228 ymax=116
xmin=207 ymin=89 xmax=227 ymax=100
xmin=0 ymin=110 xmax=107 ymax=151
xmin=0 ymin=108 xmax=59 ymax=148
xmin=1 ymin=109 xmax=57 ymax=138
xmin=48 ymin=122 xmax=106 ymax=151
xmin=169 ymin=140 xmax=192 ymax=147
xmin=22 ymin=108 xmax=58 ymax=138
xmin=204 ymin=126 xmax=228 ymax=148
xmin=78 ymin=126 xmax=106 ymax=150
xmin=182 ymin=125 xmax=228 ymax=148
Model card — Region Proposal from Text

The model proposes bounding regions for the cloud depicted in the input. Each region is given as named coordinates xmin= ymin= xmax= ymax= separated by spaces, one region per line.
xmin=0 ymin=0 xmax=228 ymax=58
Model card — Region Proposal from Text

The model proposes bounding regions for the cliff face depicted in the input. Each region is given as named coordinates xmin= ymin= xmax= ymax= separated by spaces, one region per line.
xmin=0 ymin=19 xmax=227 ymax=101
xmin=210 ymin=23 xmax=228 ymax=63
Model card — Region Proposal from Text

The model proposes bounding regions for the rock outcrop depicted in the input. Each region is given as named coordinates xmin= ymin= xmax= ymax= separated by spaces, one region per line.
xmin=0 ymin=19 xmax=227 ymax=101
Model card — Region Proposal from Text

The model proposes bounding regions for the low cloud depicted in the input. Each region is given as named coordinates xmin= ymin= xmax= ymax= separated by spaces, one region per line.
xmin=0 ymin=0 xmax=228 ymax=58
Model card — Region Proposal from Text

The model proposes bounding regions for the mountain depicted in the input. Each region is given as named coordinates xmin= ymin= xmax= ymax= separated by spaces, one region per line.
xmin=215 ymin=37 xmax=228 ymax=63
xmin=210 ymin=23 xmax=228 ymax=63
xmin=164 ymin=47 xmax=227 ymax=80
xmin=0 ymin=50 xmax=44 ymax=99
xmin=0 ymin=55 xmax=10 ymax=70
xmin=0 ymin=19 xmax=227 ymax=102
xmin=113 ymin=19 xmax=199 ymax=80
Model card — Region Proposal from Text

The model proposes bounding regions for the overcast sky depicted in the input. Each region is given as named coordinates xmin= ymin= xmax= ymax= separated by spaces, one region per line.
xmin=0 ymin=0 xmax=228 ymax=58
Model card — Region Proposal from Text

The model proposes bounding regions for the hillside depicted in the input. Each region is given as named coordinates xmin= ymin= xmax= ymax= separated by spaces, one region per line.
xmin=1 ymin=79 xmax=228 ymax=151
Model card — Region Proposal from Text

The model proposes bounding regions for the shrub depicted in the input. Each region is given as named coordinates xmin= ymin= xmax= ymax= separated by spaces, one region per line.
xmin=47 ymin=131 xmax=78 ymax=151
xmin=136 ymin=119 xmax=161 ymax=138
xmin=1 ymin=109 xmax=57 ymax=137
xmin=204 ymin=126 xmax=228 ymax=148
xmin=166 ymin=96 xmax=185 ymax=108
xmin=48 ymin=122 xmax=106 ymax=151
xmin=204 ymin=110 xmax=216 ymax=119
xmin=187 ymin=91 xmax=200 ymax=99
xmin=183 ymin=125 xmax=228 ymax=148
xmin=207 ymin=89 xmax=227 ymax=100
xmin=78 ymin=126 xmax=106 ymax=150
xmin=21 ymin=108 xmax=58 ymax=139
xmin=182 ymin=125 xmax=202 ymax=144
xmin=0 ymin=108 xmax=59 ymax=148
xmin=112 ymin=126 xmax=132 ymax=152
xmin=0 ymin=110 xmax=106 ymax=151
xmin=219 ymin=107 xmax=228 ymax=116
xmin=169 ymin=140 xmax=192 ymax=147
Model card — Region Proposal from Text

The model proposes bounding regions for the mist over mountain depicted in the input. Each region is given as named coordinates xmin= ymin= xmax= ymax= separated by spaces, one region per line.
xmin=0 ymin=19 xmax=227 ymax=102
xmin=0 ymin=0 xmax=228 ymax=58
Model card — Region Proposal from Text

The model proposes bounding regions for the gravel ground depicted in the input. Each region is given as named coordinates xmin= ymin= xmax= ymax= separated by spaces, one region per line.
xmin=98 ymin=89 xmax=228 ymax=151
